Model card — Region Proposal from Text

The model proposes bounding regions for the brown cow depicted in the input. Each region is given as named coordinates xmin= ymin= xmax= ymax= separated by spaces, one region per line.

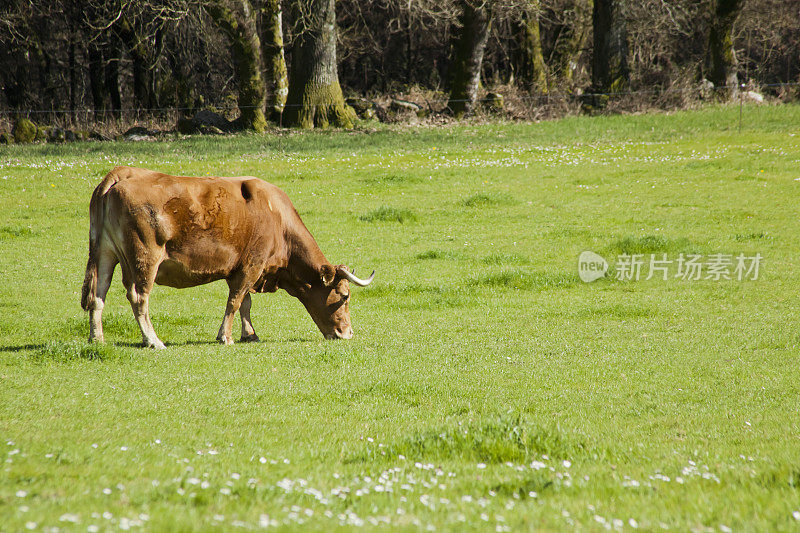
xmin=81 ymin=166 xmax=374 ymax=348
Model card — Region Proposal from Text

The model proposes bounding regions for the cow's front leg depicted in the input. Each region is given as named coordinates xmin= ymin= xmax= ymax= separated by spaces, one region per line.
xmin=121 ymin=243 xmax=165 ymax=349
xmin=217 ymin=287 xmax=247 ymax=346
xmin=128 ymin=284 xmax=165 ymax=349
xmin=239 ymin=293 xmax=259 ymax=342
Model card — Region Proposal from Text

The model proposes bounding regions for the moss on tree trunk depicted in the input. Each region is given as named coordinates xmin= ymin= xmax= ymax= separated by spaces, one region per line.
xmin=591 ymin=0 xmax=629 ymax=94
xmin=284 ymin=0 xmax=355 ymax=129
xmin=706 ymin=0 xmax=745 ymax=100
xmin=552 ymin=0 xmax=592 ymax=86
xmin=206 ymin=0 xmax=268 ymax=132
xmin=284 ymin=80 xmax=354 ymax=129
xmin=447 ymin=0 xmax=493 ymax=117
xmin=513 ymin=4 xmax=547 ymax=92
xmin=260 ymin=0 xmax=288 ymax=119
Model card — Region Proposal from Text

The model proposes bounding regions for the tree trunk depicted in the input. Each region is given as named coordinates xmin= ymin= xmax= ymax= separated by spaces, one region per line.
xmin=206 ymin=0 xmax=268 ymax=132
xmin=260 ymin=0 xmax=288 ymax=119
xmin=166 ymin=46 xmax=195 ymax=112
xmin=591 ymin=0 xmax=629 ymax=93
xmin=706 ymin=0 xmax=745 ymax=99
xmin=0 ymin=43 xmax=26 ymax=116
xmin=116 ymin=15 xmax=158 ymax=111
xmin=447 ymin=0 xmax=493 ymax=117
xmin=283 ymin=0 xmax=355 ymax=129
xmin=32 ymin=40 xmax=55 ymax=115
xmin=551 ymin=0 xmax=591 ymax=86
xmin=406 ymin=0 xmax=414 ymax=83
xmin=105 ymin=39 xmax=123 ymax=119
xmin=68 ymin=38 xmax=77 ymax=123
xmin=87 ymin=43 xmax=108 ymax=116
xmin=513 ymin=4 xmax=547 ymax=92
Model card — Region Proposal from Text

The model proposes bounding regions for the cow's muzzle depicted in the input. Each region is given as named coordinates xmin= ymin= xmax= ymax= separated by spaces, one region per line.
xmin=326 ymin=326 xmax=354 ymax=340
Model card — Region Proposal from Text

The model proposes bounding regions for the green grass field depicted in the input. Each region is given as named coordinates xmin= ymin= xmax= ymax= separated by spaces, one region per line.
xmin=1 ymin=105 xmax=799 ymax=531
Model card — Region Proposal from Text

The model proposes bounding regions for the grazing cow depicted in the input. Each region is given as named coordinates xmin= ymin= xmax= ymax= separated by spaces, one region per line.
xmin=81 ymin=166 xmax=374 ymax=348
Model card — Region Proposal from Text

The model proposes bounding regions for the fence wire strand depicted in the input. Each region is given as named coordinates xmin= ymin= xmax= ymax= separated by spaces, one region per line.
xmin=0 ymin=82 xmax=797 ymax=124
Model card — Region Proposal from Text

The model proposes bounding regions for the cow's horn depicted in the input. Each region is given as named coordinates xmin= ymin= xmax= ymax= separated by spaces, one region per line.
xmin=337 ymin=266 xmax=375 ymax=287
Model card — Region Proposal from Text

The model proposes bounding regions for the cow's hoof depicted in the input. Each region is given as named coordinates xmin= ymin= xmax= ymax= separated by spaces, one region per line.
xmin=217 ymin=336 xmax=234 ymax=346
xmin=144 ymin=339 xmax=166 ymax=349
xmin=88 ymin=336 xmax=105 ymax=344
xmin=240 ymin=334 xmax=259 ymax=343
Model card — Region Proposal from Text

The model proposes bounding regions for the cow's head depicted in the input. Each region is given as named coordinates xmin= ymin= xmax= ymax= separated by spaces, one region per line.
xmin=295 ymin=264 xmax=374 ymax=340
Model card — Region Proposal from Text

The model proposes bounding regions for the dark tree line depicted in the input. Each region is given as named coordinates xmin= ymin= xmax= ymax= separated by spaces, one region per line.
xmin=1 ymin=0 xmax=798 ymax=131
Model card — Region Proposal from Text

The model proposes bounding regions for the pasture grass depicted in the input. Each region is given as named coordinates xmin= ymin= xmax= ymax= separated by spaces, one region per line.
xmin=358 ymin=206 xmax=418 ymax=224
xmin=1 ymin=103 xmax=800 ymax=531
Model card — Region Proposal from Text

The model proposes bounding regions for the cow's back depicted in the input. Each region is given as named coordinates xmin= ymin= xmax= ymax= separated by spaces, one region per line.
xmin=98 ymin=167 xmax=286 ymax=288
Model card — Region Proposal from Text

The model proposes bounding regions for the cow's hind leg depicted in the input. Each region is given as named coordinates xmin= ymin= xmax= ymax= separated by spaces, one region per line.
xmin=88 ymin=250 xmax=118 ymax=343
xmin=123 ymin=256 xmax=165 ymax=349
xmin=239 ymin=293 xmax=259 ymax=342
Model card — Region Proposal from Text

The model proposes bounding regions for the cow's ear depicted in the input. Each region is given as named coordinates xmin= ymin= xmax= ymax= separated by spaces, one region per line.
xmin=320 ymin=264 xmax=337 ymax=286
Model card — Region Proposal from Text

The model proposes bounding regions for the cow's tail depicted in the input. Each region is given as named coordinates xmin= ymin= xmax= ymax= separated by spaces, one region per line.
xmin=81 ymin=168 xmax=125 ymax=311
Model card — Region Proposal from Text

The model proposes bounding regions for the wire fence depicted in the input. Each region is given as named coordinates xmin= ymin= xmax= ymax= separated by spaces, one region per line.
xmin=0 ymin=82 xmax=797 ymax=136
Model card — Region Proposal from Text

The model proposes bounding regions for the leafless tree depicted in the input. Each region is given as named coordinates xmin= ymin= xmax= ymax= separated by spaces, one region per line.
xmin=705 ymin=0 xmax=746 ymax=98
xmin=283 ymin=0 xmax=355 ymax=128
xmin=204 ymin=0 xmax=268 ymax=131
xmin=260 ymin=0 xmax=288 ymax=117
xmin=1 ymin=0 xmax=798 ymax=127
xmin=447 ymin=0 xmax=493 ymax=116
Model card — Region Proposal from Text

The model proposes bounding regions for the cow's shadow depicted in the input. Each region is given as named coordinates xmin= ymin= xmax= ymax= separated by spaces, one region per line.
xmin=173 ymin=337 xmax=316 ymax=345
xmin=0 ymin=337 xmax=316 ymax=353
xmin=0 ymin=343 xmax=46 ymax=353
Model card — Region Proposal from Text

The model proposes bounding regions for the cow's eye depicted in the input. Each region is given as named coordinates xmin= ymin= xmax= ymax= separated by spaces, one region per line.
xmin=341 ymin=293 xmax=350 ymax=302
